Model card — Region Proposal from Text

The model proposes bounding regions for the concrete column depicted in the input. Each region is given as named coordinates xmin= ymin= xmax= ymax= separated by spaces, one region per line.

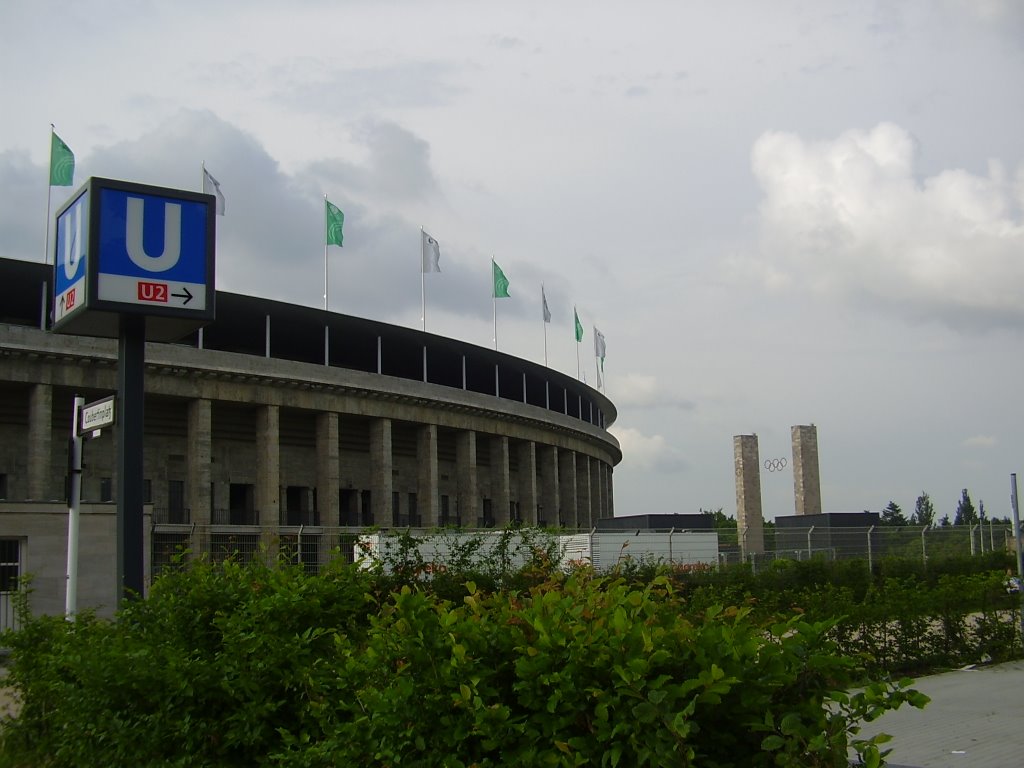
xmin=256 ymin=405 xmax=280 ymax=559
xmin=586 ymin=457 xmax=600 ymax=528
xmin=316 ymin=412 xmax=340 ymax=525
xmin=559 ymin=450 xmax=578 ymax=528
xmin=538 ymin=445 xmax=558 ymax=527
xmin=734 ymin=434 xmax=765 ymax=556
xmin=597 ymin=459 xmax=610 ymax=523
xmin=517 ymin=441 xmax=538 ymax=525
xmin=370 ymin=418 xmax=393 ymax=527
xmin=417 ymin=424 xmax=439 ymax=528
xmin=456 ymin=430 xmax=477 ymax=526
xmin=577 ymin=455 xmax=593 ymax=529
xmin=791 ymin=424 xmax=822 ymax=516
xmin=491 ymin=435 xmax=511 ymax=527
xmin=27 ymin=384 xmax=53 ymax=500
xmin=606 ymin=464 xmax=614 ymax=518
xmin=187 ymin=398 xmax=212 ymax=558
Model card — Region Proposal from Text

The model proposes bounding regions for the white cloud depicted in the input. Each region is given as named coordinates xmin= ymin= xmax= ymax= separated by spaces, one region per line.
xmin=747 ymin=122 xmax=1024 ymax=330
xmin=613 ymin=373 xmax=695 ymax=410
xmin=609 ymin=427 xmax=686 ymax=473
xmin=962 ymin=435 xmax=997 ymax=448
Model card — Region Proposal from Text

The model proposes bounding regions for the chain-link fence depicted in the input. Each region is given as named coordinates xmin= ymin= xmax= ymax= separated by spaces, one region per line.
xmin=152 ymin=523 xmax=1019 ymax=579
xmin=152 ymin=525 xmax=365 ymax=577
xmin=716 ymin=523 xmax=1016 ymax=569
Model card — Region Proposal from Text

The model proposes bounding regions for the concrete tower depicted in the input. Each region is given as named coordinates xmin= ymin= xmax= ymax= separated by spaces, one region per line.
xmin=733 ymin=434 xmax=765 ymax=556
xmin=791 ymin=424 xmax=822 ymax=515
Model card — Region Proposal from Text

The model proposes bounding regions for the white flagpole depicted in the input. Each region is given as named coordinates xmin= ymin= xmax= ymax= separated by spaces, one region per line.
xmin=42 ymin=124 xmax=55 ymax=267
xmin=421 ymin=227 xmax=426 ymax=332
xmin=574 ymin=305 xmax=581 ymax=380
xmin=542 ymin=285 xmax=548 ymax=367
xmin=323 ymin=195 xmax=329 ymax=365
xmin=492 ymin=258 xmax=499 ymax=351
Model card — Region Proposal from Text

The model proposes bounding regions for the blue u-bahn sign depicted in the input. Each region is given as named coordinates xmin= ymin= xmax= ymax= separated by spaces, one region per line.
xmin=52 ymin=177 xmax=216 ymax=342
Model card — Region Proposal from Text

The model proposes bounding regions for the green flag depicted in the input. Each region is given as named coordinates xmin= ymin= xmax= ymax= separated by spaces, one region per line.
xmin=574 ymin=307 xmax=584 ymax=342
xmin=492 ymin=259 xmax=510 ymax=298
xmin=49 ymin=132 xmax=75 ymax=186
xmin=325 ymin=199 xmax=344 ymax=246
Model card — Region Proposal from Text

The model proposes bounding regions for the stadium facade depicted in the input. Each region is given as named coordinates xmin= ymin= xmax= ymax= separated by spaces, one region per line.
xmin=0 ymin=257 xmax=620 ymax=619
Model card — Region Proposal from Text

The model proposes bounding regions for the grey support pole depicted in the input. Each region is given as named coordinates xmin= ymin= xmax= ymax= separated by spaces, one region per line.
xmin=117 ymin=315 xmax=146 ymax=600
xmin=65 ymin=396 xmax=84 ymax=618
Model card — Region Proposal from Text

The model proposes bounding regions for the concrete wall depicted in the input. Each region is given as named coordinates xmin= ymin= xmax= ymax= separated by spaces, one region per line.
xmin=0 ymin=502 xmax=152 ymax=620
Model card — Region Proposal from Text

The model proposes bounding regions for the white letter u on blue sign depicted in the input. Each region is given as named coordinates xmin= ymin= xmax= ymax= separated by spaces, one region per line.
xmin=125 ymin=197 xmax=181 ymax=272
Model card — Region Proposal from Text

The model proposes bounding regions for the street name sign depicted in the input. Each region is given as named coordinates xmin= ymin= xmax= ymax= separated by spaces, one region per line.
xmin=79 ymin=395 xmax=116 ymax=434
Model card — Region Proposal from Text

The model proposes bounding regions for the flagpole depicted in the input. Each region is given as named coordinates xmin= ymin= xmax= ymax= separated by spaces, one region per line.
xmin=574 ymin=305 xmax=581 ymax=380
xmin=542 ymin=285 xmax=548 ymax=367
xmin=323 ymin=195 xmax=329 ymax=365
xmin=42 ymin=124 xmax=55 ymax=267
xmin=491 ymin=258 xmax=497 ymax=351
xmin=421 ymin=227 xmax=426 ymax=332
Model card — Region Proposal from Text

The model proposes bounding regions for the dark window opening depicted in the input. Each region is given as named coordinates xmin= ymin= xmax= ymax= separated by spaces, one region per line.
xmin=284 ymin=486 xmax=317 ymax=526
xmin=99 ymin=477 xmax=113 ymax=503
xmin=229 ymin=483 xmax=256 ymax=526
xmin=168 ymin=480 xmax=187 ymax=523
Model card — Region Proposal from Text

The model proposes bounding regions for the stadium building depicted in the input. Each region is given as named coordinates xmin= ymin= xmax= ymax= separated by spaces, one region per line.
xmin=0 ymin=256 xmax=620 ymax=621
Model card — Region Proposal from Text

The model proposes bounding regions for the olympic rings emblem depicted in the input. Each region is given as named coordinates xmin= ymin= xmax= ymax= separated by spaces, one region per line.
xmin=764 ymin=458 xmax=788 ymax=472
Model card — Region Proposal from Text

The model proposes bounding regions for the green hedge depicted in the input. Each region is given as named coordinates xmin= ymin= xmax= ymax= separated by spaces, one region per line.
xmin=1 ymin=560 xmax=928 ymax=767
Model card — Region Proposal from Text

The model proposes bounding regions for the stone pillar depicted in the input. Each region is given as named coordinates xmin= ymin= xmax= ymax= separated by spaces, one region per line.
xmin=27 ymin=383 xmax=53 ymax=500
xmin=456 ymin=430 xmax=477 ymax=526
xmin=592 ymin=461 xmax=605 ymax=523
xmin=517 ymin=441 xmax=538 ymax=525
xmin=606 ymin=462 xmax=614 ymax=518
xmin=417 ymin=424 xmax=439 ymax=527
xmin=370 ymin=418 xmax=393 ymax=527
xmin=187 ymin=398 xmax=212 ymax=558
xmin=791 ymin=424 xmax=822 ymax=516
xmin=316 ymin=412 xmax=340 ymax=525
xmin=538 ymin=445 xmax=559 ymax=528
xmin=577 ymin=455 xmax=592 ymax=529
xmin=734 ymin=434 xmax=765 ymax=556
xmin=558 ymin=449 xmax=578 ymax=529
xmin=256 ymin=405 xmax=280 ymax=559
xmin=490 ymin=436 xmax=511 ymax=527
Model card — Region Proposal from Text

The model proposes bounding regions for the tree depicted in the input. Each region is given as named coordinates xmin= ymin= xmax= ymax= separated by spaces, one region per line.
xmin=953 ymin=488 xmax=978 ymax=526
xmin=880 ymin=500 xmax=909 ymax=526
xmin=912 ymin=492 xmax=935 ymax=527
xmin=700 ymin=507 xmax=737 ymax=530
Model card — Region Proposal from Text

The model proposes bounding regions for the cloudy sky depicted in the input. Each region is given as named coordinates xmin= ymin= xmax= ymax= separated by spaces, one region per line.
xmin=3 ymin=1 xmax=1024 ymax=522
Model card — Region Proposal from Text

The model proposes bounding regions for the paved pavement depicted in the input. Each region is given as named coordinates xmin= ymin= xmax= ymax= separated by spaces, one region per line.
xmin=852 ymin=660 xmax=1024 ymax=767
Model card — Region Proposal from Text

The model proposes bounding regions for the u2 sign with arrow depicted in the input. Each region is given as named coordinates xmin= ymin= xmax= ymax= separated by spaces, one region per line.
xmin=52 ymin=177 xmax=216 ymax=342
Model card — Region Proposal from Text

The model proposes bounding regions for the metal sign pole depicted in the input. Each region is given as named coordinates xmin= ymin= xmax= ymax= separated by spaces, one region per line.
xmin=117 ymin=315 xmax=146 ymax=600
xmin=65 ymin=396 xmax=84 ymax=618
xmin=1010 ymin=474 xmax=1023 ymax=642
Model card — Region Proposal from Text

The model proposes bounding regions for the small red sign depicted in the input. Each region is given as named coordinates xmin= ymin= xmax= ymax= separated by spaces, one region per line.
xmin=138 ymin=281 xmax=169 ymax=302
xmin=66 ymin=288 xmax=77 ymax=310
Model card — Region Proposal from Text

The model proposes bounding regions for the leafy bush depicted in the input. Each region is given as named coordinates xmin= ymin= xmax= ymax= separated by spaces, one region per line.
xmin=0 ymin=562 xmax=928 ymax=767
